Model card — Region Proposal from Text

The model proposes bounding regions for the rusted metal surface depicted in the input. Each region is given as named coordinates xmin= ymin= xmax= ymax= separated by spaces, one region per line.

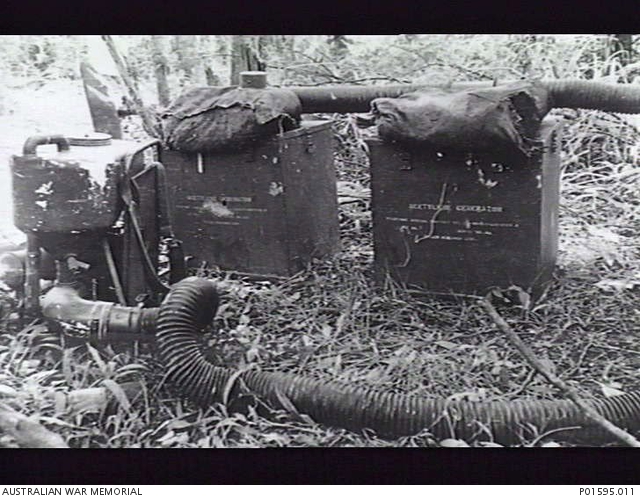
xmin=10 ymin=136 xmax=132 ymax=235
xmin=9 ymin=136 xmax=164 ymax=307
xmin=163 ymin=121 xmax=339 ymax=277
xmin=369 ymin=118 xmax=561 ymax=298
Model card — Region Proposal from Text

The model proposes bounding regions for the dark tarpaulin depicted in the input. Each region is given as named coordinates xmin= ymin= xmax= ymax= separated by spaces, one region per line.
xmin=161 ymin=86 xmax=302 ymax=152
xmin=371 ymin=81 xmax=551 ymax=157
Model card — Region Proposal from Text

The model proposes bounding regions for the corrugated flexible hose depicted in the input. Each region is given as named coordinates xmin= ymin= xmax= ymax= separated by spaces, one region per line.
xmin=156 ymin=278 xmax=640 ymax=445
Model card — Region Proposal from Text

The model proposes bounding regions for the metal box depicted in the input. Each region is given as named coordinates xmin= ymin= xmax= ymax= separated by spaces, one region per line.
xmin=11 ymin=136 xmax=160 ymax=306
xmin=369 ymin=118 xmax=561 ymax=298
xmin=11 ymin=139 xmax=132 ymax=235
xmin=162 ymin=121 xmax=339 ymax=278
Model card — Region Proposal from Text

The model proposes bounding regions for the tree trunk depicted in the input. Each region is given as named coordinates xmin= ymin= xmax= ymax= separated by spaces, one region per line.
xmin=204 ymin=67 xmax=220 ymax=86
xmin=101 ymin=35 xmax=161 ymax=138
xmin=281 ymin=35 xmax=295 ymax=60
xmin=230 ymin=36 xmax=265 ymax=86
xmin=174 ymin=35 xmax=205 ymax=86
xmin=151 ymin=35 xmax=171 ymax=107
xmin=327 ymin=35 xmax=351 ymax=59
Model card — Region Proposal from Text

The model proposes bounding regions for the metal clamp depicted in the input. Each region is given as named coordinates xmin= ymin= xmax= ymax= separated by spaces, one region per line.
xmin=549 ymin=130 xmax=559 ymax=154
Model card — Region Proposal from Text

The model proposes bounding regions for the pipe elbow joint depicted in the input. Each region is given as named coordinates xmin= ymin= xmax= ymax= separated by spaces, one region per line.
xmin=41 ymin=286 xmax=158 ymax=339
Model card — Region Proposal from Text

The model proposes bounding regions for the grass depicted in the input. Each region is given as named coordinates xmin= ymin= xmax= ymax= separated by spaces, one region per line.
xmin=1 ymin=72 xmax=640 ymax=447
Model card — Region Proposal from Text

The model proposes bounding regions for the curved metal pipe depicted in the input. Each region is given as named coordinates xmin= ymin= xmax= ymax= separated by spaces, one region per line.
xmin=22 ymin=134 xmax=70 ymax=156
xmin=41 ymin=286 xmax=158 ymax=340
xmin=156 ymin=278 xmax=640 ymax=445
xmin=290 ymin=80 xmax=640 ymax=116
xmin=293 ymin=84 xmax=425 ymax=114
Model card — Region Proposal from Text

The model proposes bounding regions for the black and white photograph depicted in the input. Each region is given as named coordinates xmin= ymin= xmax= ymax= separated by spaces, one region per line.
xmin=0 ymin=34 xmax=639 ymax=453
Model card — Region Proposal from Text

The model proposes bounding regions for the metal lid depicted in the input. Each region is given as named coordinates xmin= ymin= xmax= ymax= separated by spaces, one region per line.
xmin=68 ymin=132 xmax=113 ymax=147
xmin=240 ymin=71 xmax=267 ymax=89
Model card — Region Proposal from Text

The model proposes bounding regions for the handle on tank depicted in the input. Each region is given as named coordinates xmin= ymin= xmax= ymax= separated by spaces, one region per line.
xmin=22 ymin=135 xmax=71 ymax=156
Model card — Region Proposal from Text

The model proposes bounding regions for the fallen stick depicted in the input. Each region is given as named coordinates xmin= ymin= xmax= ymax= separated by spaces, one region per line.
xmin=479 ymin=297 xmax=640 ymax=447
xmin=52 ymin=381 xmax=143 ymax=415
xmin=0 ymin=404 xmax=68 ymax=448
xmin=0 ymin=381 xmax=142 ymax=448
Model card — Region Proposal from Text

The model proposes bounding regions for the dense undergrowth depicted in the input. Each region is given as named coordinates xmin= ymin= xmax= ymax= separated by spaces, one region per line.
xmin=0 ymin=35 xmax=639 ymax=447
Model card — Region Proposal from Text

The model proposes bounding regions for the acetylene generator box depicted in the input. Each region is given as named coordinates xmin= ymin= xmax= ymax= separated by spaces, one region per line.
xmin=163 ymin=121 xmax=339 ymax=278
xmin=369 ymin=119 xmax=561 ymax=298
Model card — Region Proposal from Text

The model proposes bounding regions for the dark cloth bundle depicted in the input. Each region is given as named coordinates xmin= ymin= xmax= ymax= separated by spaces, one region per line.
xmin=371 ymin=81 xmax=551 ymax=156
xmin=162 ymin=86 xmax=302 ymax=152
